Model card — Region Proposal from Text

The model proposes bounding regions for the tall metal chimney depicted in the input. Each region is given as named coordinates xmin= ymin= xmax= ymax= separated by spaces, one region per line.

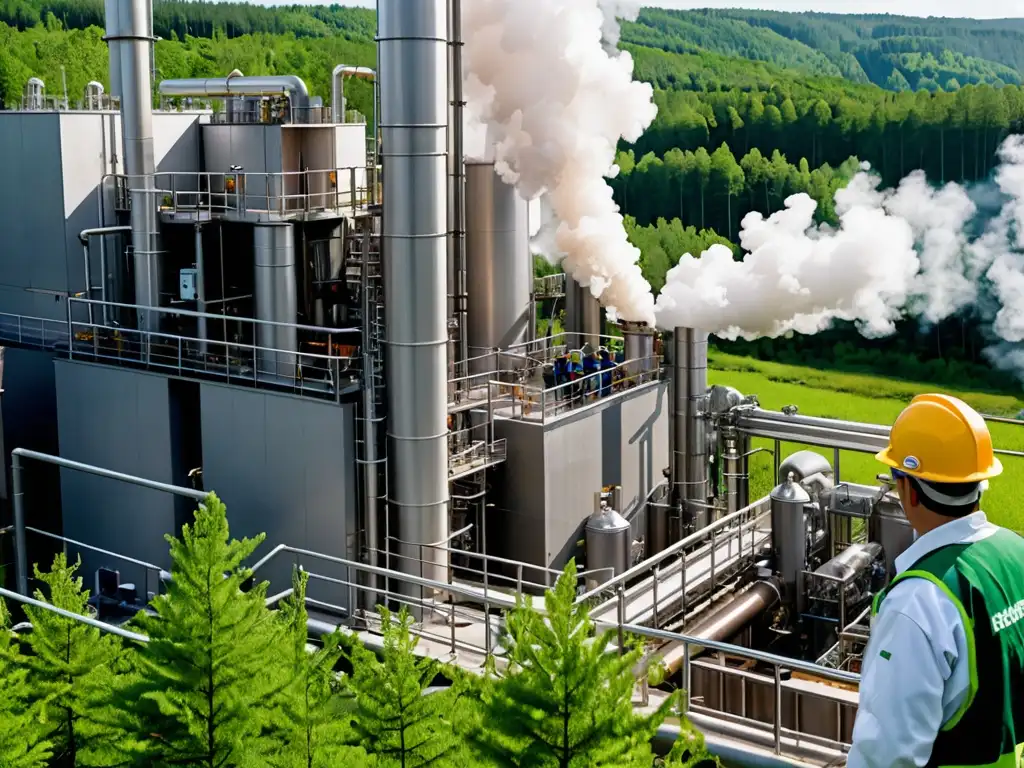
xmin=379 ymin=0 xmax=450 ymax=594
xmin=105 ymin=0 xmax=162 ymax=345
xmin=670 ymin=327 xmax=710 ymax=532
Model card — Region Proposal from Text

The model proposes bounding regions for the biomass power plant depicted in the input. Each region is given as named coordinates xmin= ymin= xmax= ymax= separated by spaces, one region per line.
xmin=1 ymin=0 xmax=1020 ymax=765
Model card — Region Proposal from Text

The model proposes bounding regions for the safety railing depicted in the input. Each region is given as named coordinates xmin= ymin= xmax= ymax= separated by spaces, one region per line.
xmin=578 ymin=498 xmax=772 ymax=628
xmin=448 ymin=422 xmax=507 ymax=480
xmin=488 ymin=354 xmax=664 ymax=423
xmin=66 ymin=297 xmax=360 ymax=400
xmin=116 ymin=167 xmax=380 ymax=219
xmin=0 ymin=311 xmax=71 ymax=350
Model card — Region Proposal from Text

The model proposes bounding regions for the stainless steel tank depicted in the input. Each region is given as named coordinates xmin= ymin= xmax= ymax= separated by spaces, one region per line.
xmin=253 ymin=223 xmax=298 ymax=380
xmin=565 ymin=279 xmax=602 ymax=349
xmin=868 ymin=498 xmax=914 ymax=578
xmin=770 ymin=473 xmax=811 ymax=606
xmin=585 ymin=499 xmax=632 ymax=590
xmin=669 ymin=327 xmax=709 ymax=532
xmin=465 ymin=161 xmax=531 ymax=375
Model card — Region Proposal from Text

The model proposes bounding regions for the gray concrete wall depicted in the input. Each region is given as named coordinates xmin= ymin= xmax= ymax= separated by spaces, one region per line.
xmin=54 ymin=360 xmax=178 ymax=593
xmin=198 ymin=383 xmax=358 ymax=609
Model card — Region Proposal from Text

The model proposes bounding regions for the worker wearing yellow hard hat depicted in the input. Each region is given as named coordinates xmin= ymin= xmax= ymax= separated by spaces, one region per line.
xmin=848 ymin=394 xmax=1024 ymax=768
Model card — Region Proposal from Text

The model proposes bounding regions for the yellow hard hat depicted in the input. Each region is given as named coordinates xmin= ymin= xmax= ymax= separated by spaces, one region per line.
xmin=876 ymin=393 xmax=1002 ymax=484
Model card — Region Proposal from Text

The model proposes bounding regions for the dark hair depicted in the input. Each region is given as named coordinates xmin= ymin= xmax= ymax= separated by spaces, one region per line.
xmin=905 ymin=475 xmax=981 ymax=518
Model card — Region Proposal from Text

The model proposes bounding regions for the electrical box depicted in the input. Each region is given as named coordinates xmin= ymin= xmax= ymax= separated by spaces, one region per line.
xmin=180 ymin=268 xmax=198 ymax=301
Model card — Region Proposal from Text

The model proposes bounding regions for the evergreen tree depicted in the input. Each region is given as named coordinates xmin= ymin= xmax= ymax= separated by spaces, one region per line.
xmin=266 ymin=569 xmax=366 ymax=768
xmin=0 ymin=598 xmax=52 ymax=768
xmin=113 ymin=492 xmax=286 ymax=767
xmin=344 ymin=607 xmax=463 ymax=767
xmin=464 ymin=561 xmax=677 ymax=768
xmin=19 ymin=554 xmax=123 ymax=767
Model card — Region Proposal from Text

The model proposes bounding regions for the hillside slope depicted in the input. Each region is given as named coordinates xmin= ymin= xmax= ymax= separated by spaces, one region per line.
xmin=623 ymin=8 xmax=1024 ymax=91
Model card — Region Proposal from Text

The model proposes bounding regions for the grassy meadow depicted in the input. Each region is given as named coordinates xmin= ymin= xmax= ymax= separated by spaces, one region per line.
xmin=707 ymin=352 xmax=1024 ymax=534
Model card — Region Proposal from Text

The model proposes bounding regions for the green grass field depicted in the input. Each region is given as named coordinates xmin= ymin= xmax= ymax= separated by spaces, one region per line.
xmin=707 ymin=352 xmax=1024 ymax=534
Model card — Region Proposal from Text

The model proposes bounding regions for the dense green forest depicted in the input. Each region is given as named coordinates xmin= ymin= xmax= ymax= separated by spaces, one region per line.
xmin=1 ymin=0 xmax=1024 ymax=390
xmin=0 ymin=494 xmax=712 ymax=768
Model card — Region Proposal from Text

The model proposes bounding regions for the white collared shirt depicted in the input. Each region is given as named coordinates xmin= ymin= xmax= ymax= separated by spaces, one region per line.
xmin=847 ymin=512 xmax=999 ymax=768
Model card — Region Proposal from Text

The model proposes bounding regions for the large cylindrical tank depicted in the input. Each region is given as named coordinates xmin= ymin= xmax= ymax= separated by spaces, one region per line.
xmin=869 ymin=497 xmax=914 ymax=579
xmin=770 ymin=473 xmax=811 ymax=606
xmin=585 ymin=501 xmax=631 ymax=590
xmin=465 ymin=161 xmax=531 ymax=375
xmin=686 ymin=579 xmax=781 ymax=656
xmin=253 ymin=223 xmax=298 ymax=379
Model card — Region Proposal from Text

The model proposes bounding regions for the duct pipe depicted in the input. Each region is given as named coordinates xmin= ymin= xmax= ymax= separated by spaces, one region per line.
xmin=105 ymin=0 xmax=162 ymax=354
xmin=450 ymin=0 xmax=468 ymax=390
xmin=465 ymin=161 xmax=531 ymax=376
xmin=670 ymin=328 xmax=709 ymax=533
xmin=686 ymin=580 xmax=781 ymax=656
xmin=379 ymin=0 xmax=450 ymax=600
xmin=158 ymin=75 xmax=310 ymax=117
xmin=331 ymin=65 xmax=376 ymax=124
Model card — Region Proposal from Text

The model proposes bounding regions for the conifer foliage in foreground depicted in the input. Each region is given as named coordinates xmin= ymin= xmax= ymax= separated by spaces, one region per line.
xmin=114 ymin=492 xmax=288 ymax=766
xmin=462 ymin=562 xmax=679 ymax=768
xmin=0 ymin=492 xmax=717 ymax=768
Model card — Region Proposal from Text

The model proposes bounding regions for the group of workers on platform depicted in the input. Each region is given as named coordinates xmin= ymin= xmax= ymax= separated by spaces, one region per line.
xmin=542 ymin=347 xmax=626 ymax=401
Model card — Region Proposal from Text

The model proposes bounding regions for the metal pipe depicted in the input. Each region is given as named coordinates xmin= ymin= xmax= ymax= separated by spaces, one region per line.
xmin=671 ymin=327 xmax=709 ymax=533
xmin=450 ymin=0 xmax=468 ymax=390
xmin=379 ymin=0 xmax=450 ymax=604
xmin=331 ymin=65 xmax=376 ymax=124
xmin=685 ymin=580 xmax=781 ymax=657
xmin=79 ymin=226 xmax=131 ymax=327
xmin=735 ymin=407 xmax=890 ymax=454
xmin=158 ymin=75 xmax=310 ymax=111
xmin=105 ymin=0 xmax=162 ymax=356
xmin=194 ymin=224 xmax=207 ymax=355
xmin=11 ymin=448 xmax=208 ymax=596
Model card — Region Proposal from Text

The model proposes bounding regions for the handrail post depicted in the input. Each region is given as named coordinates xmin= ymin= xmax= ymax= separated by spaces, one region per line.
xmin=680 ymin=643 xmax=691 ymax=716
xmin=774 ymin=664 xmax=783 ymax=754
xmin=652 ymin=565 xmax=660 ymax=629
xmin=616 ymin=584 xmax=626 ymax=656
xmin=449 ymin=562 xmax=456 ymax=654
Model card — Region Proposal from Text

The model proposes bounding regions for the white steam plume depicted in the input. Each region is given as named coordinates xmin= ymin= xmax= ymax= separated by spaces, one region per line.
xmin=654 ymin=139 xmax=1024 ymax=345
xmin=462 ymin=0 xmax=659 ymax=326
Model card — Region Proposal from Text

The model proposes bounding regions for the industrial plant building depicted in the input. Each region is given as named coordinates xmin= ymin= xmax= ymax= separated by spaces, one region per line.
xmin=2 ymin=0 xmax=1019 ymax=765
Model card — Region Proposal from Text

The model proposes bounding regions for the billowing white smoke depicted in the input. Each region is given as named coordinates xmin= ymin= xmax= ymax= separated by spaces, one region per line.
xmin=462 ymin=0 xmax=659 ymax=326
xmin=654 ymin=137 xmax=1024 ymax=347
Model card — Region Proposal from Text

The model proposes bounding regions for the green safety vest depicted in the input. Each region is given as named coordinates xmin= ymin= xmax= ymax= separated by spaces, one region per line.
xmin=871 ymin=528 xmax=1024 ymax=768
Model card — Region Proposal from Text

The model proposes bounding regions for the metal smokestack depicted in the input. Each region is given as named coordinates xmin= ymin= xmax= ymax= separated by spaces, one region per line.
xmin=379 ymin=0 xmax=450 ymax=594
xmin=105 ymin=0 xmax=162 ymax=345
xmin=670 ymin=327 xmax=709 ymax=532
